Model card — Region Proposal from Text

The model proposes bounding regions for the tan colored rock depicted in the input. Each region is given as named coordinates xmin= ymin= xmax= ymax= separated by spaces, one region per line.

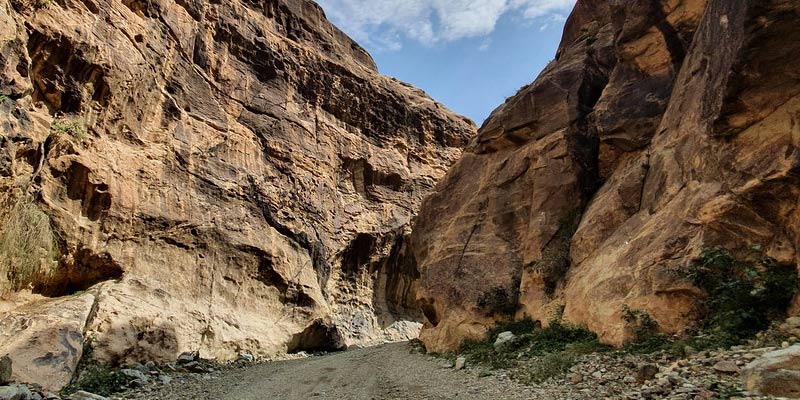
xmin=0 ymin=0 xmax=474 ymax=387
xmin=781 ymin=317 xmax=800 ymax=338
xmin=0 ymin=293 xmax=95 ymax=391
xmin=414 ymin=0 xmax=800 ymax=351
xmin=412 ymin=3 xmax=617 ymax=352
xmin=743 ymin=345 xmax=800 ymax=398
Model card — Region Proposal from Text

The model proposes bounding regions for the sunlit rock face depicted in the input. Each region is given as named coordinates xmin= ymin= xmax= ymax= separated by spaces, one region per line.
xmin=413 ymin=0 xmax=800 ymax=353
xmin=0 ymin=0 xmax=474 ymax=389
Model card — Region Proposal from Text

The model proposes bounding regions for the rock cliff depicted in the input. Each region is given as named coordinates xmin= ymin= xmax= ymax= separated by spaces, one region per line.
xmin=413 ymin=0 xmax=800 ymax=352
xmin=0 ymin=0 xmax=474 ymax=389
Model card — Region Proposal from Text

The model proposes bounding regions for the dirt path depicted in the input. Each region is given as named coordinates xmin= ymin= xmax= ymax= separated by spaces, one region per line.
xmin=122 ymin=343 xmax=540 ymax=400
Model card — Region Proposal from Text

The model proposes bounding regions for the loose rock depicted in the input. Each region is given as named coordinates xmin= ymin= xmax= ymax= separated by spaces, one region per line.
xmin=0 ymin=357 xmax=11 ymax=385
xmin=493 ymin=332 xmax=517 ymax=351
xmin=713 ymin=361 xmax=740 ymax=375
xmin=743 ymin=345 xmax=800 ymax=398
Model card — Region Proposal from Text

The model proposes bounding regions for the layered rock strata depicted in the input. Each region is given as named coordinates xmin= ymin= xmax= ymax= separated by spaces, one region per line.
xmin=0 ymin=0 xmax=473 ymax=388
xmin=414 ymin=0 xmax=800 ymax=352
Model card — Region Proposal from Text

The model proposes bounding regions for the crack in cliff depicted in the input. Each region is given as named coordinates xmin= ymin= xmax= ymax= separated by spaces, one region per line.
xmin=245 ymin=176 xmax=331 ymax=297
xmin=455 ymin=200 xmax=488 ymax=278
xmin=651 ymin=3 xmax=689 ymax=72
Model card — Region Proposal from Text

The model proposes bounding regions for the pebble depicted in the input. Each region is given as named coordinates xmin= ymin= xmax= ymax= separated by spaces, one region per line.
xmin=567 ymin=373 xmax=583 ymax=384
xmin=176 ymin=352 xmax=196 ymax=365
xmin=636 ymin=364 xmax=659 ymax=383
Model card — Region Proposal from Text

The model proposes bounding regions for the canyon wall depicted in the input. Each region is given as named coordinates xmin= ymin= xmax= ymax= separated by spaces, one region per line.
xmin=0 ymin=0 xmax=474 ymax=389
xmin=414 ymin=0 xmax=800 ymax=352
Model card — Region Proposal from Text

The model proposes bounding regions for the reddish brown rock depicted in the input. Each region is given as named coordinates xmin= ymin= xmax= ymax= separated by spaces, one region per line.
xmin=414 ymin=0 xmax=800 ymax=352
xmin=0 ymin=0 xmax=474 ymax=388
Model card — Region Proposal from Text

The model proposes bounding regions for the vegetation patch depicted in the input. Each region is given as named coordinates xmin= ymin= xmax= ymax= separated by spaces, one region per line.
xmin=621 ymin=247 xmax=799 ymax=355
xmin=61 ymin=365 xmax=129 ymax=397
xmin=522 ymin=351 xmax=577 ymax=384
xmin=476 ymin=283 xmax=520 ymax=317
xmin=456 ymin=316 xmax=607 ymax=381
xmin=686 ymin=247 xmax=798 ymax=348
xmin=621 ymin=305 xmax=668 ymax=354
xmin=52 ymin=118 xmax=87 ymax=143
xmin=0 ymin=197 xmax=59 ymax=293
xmin=62 ymin=337 xmax=130 ymax=397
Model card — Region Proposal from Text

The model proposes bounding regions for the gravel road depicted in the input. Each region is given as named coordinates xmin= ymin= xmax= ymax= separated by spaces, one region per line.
xmin=122 ymin=343 xmax=539 ymax=400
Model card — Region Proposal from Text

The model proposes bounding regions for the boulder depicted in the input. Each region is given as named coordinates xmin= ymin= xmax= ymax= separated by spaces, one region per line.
xmin=712 ymin=361 xmax=740 ymax=375
xmin=0 ymin=384 xmax=32 ymax=400
xmin=493 ymin=332 xmax=518 ymax=351
xmin=176 ymin=353 xmax=197 ymax=365
xmin=781 ymin=317 xmax=800 ymax=338
xmin=0 ymin=295 xmax=94 ymax=391
xmin=743 ymin=345 xmax=800 ymax=398
xmin=636 ymin=364 xmax=659 ymax=383
xmin=119 ymin=368 xmax=148 ymax=382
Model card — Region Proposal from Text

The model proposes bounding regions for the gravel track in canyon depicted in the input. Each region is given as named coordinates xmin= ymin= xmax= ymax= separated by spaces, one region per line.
xmin=120 ymin=343 xmax=538 ymax=400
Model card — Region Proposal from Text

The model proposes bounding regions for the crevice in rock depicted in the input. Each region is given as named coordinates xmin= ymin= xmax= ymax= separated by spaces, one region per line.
xmin=287 ymin=319 xmax=346 ymax=353
xmin=340 ymin=233 xmax=376 ymax=276
xmin=341 ymin=157 xmax=406 ymax=200
xmin=419 ymin=298 xmax=440 ymax=327
xmin=212 ymin=20 xmax=284 ymax=82
xmin=54 ymin=162 xmax=112 ymax=222
xmin=651 ymin=3 xmax=689 ymax=72
xmin=35 ymin=248 xmax=124 ymax=297
xmin=371 ymin=232 xmax=422 ymax=325
xmin=239 ymin=244 xmax=317 ymax=308
xmin=26 ymin=31 xmax=110 ymax=114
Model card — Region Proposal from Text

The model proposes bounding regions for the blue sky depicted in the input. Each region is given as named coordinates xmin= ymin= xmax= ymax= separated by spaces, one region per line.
xmin=316 ymin=0 xmax=576 ymax=125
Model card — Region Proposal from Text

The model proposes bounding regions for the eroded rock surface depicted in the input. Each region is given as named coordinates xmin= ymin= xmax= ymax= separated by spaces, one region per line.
xmin=743 ymin=345 xmax=800 ymax=398
xmin=413 ymin=0 xmax=800 ymax=352
xmin=0 ymin=0 xmax=473 ymax=388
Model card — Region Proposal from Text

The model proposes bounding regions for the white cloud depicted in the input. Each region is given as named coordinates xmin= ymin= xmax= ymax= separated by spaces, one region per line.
xmin=317 ymin=0 xmax=576 ymax=50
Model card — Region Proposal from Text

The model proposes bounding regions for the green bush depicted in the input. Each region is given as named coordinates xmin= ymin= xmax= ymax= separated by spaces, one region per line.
xmin=51 ymin=119 xmax=87 ymax=143
xmin=520 ymin=320 xmax=602 ymax=356
xmin=621 ymin=305 xmax=668 ymax=354
xmin=621 ymin=247 xmax=799 ymax=355
xmin=521 ymin=351 xmax=577 ymax=384
xmin=457 ymin=317 xmax=605 ymax=370
xmin=0 ymin=198 xmax=59 ymax=292
xmin=687 ymin=247 xmax=798 ymax=348
xmin=61 ymin=365 xmax=129 ymax=397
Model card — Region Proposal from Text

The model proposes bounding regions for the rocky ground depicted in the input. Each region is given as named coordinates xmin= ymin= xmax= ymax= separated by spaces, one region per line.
xmin=1 ymin=333 xmax=797 ymax=400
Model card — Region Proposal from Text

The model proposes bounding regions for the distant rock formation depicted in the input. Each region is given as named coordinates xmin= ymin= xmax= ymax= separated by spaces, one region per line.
xmin=413 ymin=0 xmax=800 ymax=352
xmin=0 ymin=0 xmax=473 ymax=389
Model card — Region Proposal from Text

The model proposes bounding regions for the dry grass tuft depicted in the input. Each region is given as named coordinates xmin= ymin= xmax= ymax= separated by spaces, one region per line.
xmin=0 ymin=197 xmax=59 ymax=293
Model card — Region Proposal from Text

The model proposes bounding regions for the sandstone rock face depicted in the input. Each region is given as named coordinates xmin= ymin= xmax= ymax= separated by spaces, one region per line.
xmin=413 ymin=0 xmax=800 ymax=352
xmin=0 ymin=0 xmax=473 ymax=388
